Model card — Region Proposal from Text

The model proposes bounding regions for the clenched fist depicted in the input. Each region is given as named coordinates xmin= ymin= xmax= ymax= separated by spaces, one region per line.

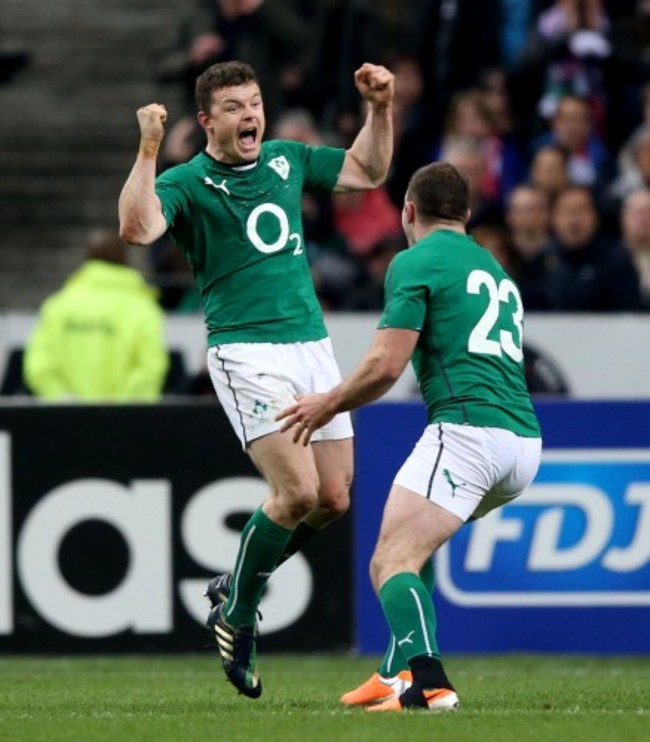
xmin=136 ymin=103 xmax=168 ymax=143
xmin=354 ymin=63 xmax=395 ymax=108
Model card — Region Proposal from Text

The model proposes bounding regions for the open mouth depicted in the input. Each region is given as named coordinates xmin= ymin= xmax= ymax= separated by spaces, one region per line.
xmin=238 ymin=127 xmax=258 ymax=150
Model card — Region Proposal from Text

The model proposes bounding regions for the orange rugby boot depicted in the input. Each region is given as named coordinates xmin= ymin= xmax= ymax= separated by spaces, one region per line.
xmin=366 ymin=686 xmax=460 ymax=712
xmin=340 ymin=670 xmax=413 ymax=706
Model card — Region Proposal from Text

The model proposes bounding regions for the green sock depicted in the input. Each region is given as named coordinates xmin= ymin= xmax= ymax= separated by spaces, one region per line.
xmin=276 ymin=521 xmax=318 ymax=566
xmin=421 ymin=558 xmax=435 ymax=595
xmin=378 ymin=559 xmax=435 ymax=676
xmin=378 ymin=571 xmax=440 ymax=664
xmin=224 ymin=508 xmax=292 ymax=627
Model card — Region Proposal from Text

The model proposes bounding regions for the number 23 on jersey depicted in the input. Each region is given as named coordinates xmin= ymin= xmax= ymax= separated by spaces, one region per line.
xmin=467 ymin=269 xmax=524 ymax=363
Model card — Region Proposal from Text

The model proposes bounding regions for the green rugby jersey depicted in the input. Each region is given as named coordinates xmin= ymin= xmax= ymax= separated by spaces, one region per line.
xmin=379 ymin=229 xmax=541 ymax=437
xmin=155 ymin=140 xmax=345 ymax=345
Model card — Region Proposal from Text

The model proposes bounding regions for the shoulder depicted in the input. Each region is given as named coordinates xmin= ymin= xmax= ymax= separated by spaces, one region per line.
xmin=388 ymin=246 xmax=422 ymax=279
xmin=262 ymin=139 xmax=305 ymax=160
xmin=263 ymin=139 xmax=342 ymax=165
xmin=263 ymin=139 xmax=302 ymax=153
xmin=39 ymin=288 xmax=68 ymax=316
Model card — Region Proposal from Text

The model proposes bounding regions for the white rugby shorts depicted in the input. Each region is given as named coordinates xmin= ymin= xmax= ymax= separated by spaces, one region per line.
xmin=207 ymin=338 xmax=353 ymax=449
xmin=393 ymin=422 xmax=542 ymax=521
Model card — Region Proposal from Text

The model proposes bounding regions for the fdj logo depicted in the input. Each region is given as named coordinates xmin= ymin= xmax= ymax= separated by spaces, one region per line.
xmin=437 ymin=450 xmax=650 ymax=607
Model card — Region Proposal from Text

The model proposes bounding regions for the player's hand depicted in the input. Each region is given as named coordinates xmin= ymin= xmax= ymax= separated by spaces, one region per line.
xmin=354 ymin=63 xmax=394 ymax=108
xmin=276 ymin=393 xmax=337 ymax=446
xmin=136 ymin=103 xmax=168 ymax=143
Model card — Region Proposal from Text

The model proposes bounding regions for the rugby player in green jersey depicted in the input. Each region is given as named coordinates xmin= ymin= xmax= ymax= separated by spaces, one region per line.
xmin=278 ymin=162 xmax=542 ymax=712
xmin=119 ymin=60 xmax=394 ymax=698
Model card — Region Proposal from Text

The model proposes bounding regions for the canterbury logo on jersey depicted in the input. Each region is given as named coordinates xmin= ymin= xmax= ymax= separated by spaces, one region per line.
xmin=268 ymin=156 xmax=290 ymax=180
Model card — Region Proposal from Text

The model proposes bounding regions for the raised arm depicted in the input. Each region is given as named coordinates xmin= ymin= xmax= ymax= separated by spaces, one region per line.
xmin=118 ymin=104 xmax=170 ymax=245
xmin=334 ymin=63 xmax=395 ymax=192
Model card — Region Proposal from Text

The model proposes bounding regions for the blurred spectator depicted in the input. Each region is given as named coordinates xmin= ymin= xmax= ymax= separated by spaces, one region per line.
xmin=609 ymin=0 xmax=650 ymax=144
xmin=159 ymin=0 xmax=326 ymax=127
xmin=510 ymin=0 xmax=615 ymax=139
xmin=332 ymin=188 xmax=402 ymax=259
xmin=504 ymin=184 xmax=554 ymax=308
xmin=543 ymin=185 xmax=642 ymax=310
xmin=312 ymin=0 xmax=387 ymax=124
xmin=311 ymin=249 xmax=365 ymax=312
xmin=434 ymin=88 xmax=524 ymax=204
xmin=613 ymin=83 xmax=650 ymax=174
xmin=157 ymin=2 xmax=232 ymax=112
xmin=471 ymin=223 xmax=522 ymax=278
xmin=322 ymin=56 xmax=405 ymax=302
xmin=149 ymin=237 xmax=201 ymax=312
xmin=619 ymin=188 xmax=650 ymax=308
xmin=528 ymin=143 xmax=570 ymax=204
xmin=442 ymin=137 xmax=505 ymax=228
xmin=24 ymin=230 xmax=169 ymax=402
xmin=405 ymin=0 xmax=502 ymax=139
xmin=506 ymin=185 xmax=552 ymax=260
xmin=531 ymin=94 xmax=613 ymax=195
xmin=609 ymin=124 xmax=650 ymax=203
xmin=343 ymin=235 xmax=407 ymax=311
xmin=159 ymin=116 xmax=206 ymax=171
xmin=225 ymin=0 xmax=326 ymax=124
xmin=499 ymin=0 xmax=544 ymax=69
xmin=478 ymin=66 xmax=527 ymax=147
xmin=386 ymin=54 xmax=431 ymax=207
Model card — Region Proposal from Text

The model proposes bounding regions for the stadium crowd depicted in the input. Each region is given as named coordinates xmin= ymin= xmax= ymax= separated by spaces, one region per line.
xmin=148 ymin=0 xmax=650 ymax=315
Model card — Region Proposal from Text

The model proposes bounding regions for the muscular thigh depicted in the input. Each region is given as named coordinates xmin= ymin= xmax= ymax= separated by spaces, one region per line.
xmin=248 ymin=431 xmax=319 ymax=497
xmin=372 ymin=485 xmax=464 ymax=580
xmin=246 ymin=431 xmax=322 ymax=527
xmin=312 ymin=438 xmax=354 ymax=495
xmin=207 ymin=340 xmax=353 ymax=449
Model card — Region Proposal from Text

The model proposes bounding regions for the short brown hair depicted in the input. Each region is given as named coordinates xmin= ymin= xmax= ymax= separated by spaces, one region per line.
xmin=195 ymin=61 xmax=259 ymax=113
xmin=406 ymin=162 xmax=470 ymax=223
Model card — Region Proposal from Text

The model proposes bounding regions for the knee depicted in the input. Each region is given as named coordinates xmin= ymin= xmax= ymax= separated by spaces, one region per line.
xmin=319 ymin=485 xmax=350 ymax=519
xmin=318 ymin=477 xmax=351 ymax=519
xmin=278 ymin=483 xmax=319 ymax=522
xmin=369 ymin=552 xmax=385 ymax=594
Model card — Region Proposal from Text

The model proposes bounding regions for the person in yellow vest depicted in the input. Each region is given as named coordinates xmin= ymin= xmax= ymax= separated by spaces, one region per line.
xmin=24 ymin=229 xmax=169 ymax=401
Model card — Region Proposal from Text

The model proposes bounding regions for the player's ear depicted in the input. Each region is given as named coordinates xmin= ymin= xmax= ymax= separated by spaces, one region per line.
xmin=197 ymin=110 xmax=212 ymax=132
xmin=404 ymin=200 xmax=416 ymax=226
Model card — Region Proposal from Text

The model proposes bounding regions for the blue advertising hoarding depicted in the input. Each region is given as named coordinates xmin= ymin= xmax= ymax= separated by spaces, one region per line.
xmin=353 ymin=400 xmax=650 ymax=654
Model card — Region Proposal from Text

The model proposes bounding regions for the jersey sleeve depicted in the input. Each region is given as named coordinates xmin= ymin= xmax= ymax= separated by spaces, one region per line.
xmin=155 ymin=167 xmax=191 ymax=229
xmin=378 ymin=252 xmax=428 ymax=331
xmin=300 ymin=143 xmax=346 ymax=191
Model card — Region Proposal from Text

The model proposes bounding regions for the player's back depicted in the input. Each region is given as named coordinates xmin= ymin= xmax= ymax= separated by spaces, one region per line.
xmin=387 ymin=229 xmax=539 ymax=437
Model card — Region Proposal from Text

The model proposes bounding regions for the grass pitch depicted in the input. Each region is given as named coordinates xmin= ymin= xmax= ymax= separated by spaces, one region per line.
xmin=0 ymin=654 xmax=648 ymax=741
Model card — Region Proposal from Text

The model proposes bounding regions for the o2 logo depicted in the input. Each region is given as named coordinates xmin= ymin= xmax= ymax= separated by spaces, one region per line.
xmin=246 ymin=203 xmax=303 ymax=256
xmin=437 ymin=450 xmax=650 ymax=607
